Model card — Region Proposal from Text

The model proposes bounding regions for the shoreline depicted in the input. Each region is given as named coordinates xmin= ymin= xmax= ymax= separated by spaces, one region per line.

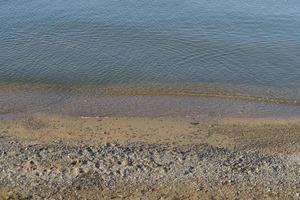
xmin=1 ymin=84 xmax=300 ymax=120
xmin=1 ymin=82 xmax=300 ymax=105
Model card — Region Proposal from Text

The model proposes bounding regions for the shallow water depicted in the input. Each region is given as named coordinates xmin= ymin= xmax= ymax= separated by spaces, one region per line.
xmin=2 ymin=88 xmax=300 ymax=120
xmin=1 ymin=0 xmax=300 ymax=91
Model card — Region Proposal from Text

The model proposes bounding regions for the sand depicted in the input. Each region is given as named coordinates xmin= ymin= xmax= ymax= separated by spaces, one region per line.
xmin=1 ymin=114 xmax=300 ymax=154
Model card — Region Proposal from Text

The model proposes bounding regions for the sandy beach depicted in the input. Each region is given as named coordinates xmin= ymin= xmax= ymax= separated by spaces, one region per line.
xmin=2 ymin=0 xmax=300 ymax=198
xmin=1 ymin=114 xmax=300 ymax=154
xmin=0 ymin=114 xmax=300 ymax=199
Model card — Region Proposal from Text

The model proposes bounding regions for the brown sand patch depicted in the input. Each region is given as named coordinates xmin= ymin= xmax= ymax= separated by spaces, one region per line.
xmin=1 ymin=114 xmax=299 ymax=154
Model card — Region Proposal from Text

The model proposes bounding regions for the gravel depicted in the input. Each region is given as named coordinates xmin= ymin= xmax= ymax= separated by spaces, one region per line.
xmin=0 ymin=137 xmax=299 ymax=199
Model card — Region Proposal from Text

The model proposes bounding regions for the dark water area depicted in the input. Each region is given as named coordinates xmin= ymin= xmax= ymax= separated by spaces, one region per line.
xmin=1 ymin=0 xmax=300 ymax=89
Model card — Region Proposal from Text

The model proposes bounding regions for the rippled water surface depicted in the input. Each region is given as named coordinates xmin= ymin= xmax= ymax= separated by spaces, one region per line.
xmin=1 ymin=0 xmax=300 ymax=96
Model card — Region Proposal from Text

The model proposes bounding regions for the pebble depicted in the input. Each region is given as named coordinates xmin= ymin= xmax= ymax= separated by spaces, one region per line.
xmin=0 ymin=139 xmax=299 ymax=199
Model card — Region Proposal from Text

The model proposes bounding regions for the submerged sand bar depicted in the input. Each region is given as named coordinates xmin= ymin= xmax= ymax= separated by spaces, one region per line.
xmin=1 ymin=83 xmax=300 ymax=119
